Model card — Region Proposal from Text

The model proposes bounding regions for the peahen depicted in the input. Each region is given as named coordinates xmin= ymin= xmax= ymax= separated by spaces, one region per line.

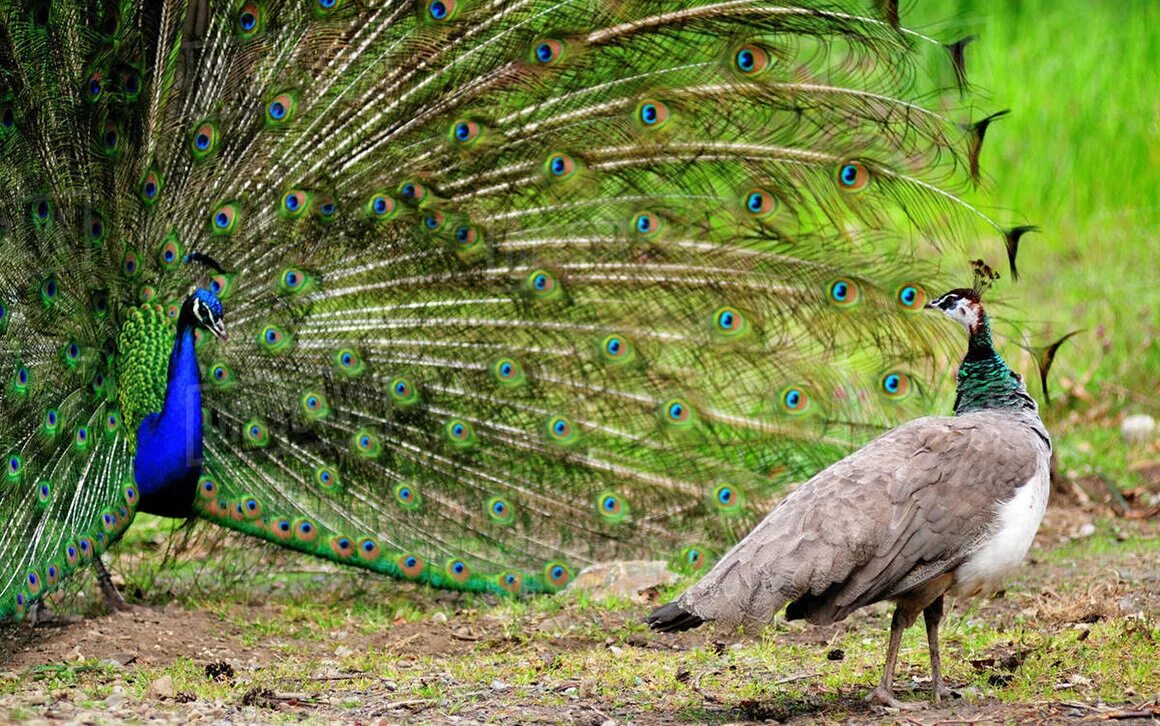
xmin=647 ymin=263 xmax=1053 ymax=707
xmin=0 ymin=0 xmax=1029 ymax=620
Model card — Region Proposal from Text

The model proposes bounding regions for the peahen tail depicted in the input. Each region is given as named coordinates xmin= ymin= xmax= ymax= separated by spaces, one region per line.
xmin=0 ymin=0 xmax=1024 ymax=618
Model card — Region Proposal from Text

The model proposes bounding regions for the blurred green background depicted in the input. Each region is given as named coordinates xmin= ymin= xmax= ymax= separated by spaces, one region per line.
xmin=914 ymin=0 xmax=1159 ymax=408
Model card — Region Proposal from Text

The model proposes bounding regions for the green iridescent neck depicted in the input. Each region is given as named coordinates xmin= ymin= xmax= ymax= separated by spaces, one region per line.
xmin=953 ymin=312 xmax=1035 ymax=415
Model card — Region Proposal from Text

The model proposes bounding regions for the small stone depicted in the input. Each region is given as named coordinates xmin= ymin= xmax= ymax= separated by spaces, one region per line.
xmin=104 ymin=692 xmax=125 ymax=709
xmin=149 ymin=675 xmax=175 ymax=700
xmin=569 ymin=560 xmax=678 ymax=601
xmin=608 ymin=645 xmax=623 ymax=656
xmin=430 ymin=611 xmax=448 ymax=623
xmin=490 ymin=679 xmax=511 ymax=692
xmin=334 ymin=645 xmax=354 ymax=658
xmin=1122 ymin=414 xmax=1156 ymax=444
xmin=1075 ymin=522 xmax=1096 ymax=538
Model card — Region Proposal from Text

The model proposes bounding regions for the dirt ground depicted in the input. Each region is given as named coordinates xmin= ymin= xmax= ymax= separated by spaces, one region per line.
xmin=1 ymin=498 xmax=1158 ymax=725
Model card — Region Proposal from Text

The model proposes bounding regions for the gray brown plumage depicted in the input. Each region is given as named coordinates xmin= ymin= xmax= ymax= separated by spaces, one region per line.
xmin=648 ymin=288 xmax=1052 ymax=708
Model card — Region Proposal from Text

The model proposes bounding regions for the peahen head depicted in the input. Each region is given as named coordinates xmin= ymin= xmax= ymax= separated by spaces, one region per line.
xmin=181 ymin=288 xmax=227 ymax=340
xmin=926 ymin=276 xmax=1036 ymax=416
xmin=926 ymin=288 xmax=984 ymax=334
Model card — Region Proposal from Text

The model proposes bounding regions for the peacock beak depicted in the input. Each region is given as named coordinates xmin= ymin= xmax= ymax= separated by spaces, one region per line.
xmin=209 ymin=318 xmax=228 ymax=341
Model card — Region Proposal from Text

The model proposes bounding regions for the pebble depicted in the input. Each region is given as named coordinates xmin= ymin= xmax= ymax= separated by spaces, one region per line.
xmin=1121 ymin=414 xmax=1156 ymax=444
xmin=149 ymin=675 xmax=175 ymax=700
xmin=569 ymin=560 xmax=678 ymax=601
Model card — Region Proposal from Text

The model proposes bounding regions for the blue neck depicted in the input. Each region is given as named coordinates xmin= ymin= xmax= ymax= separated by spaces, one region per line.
xmin=132 ymin=323 xmax=203 ymax=517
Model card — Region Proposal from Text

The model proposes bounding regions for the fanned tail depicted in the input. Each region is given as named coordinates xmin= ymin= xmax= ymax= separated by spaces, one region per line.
xmin=0 ymin=0 xmax=1026 ymax=617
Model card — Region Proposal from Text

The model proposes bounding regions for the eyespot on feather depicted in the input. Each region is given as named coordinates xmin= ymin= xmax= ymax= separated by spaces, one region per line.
xmin=397 ymin=553 xmax=425 ymax=578
xmin=879 ymin=371 xmax=912 ymax=400
xmin=836 ymin=161 xmax=870 ymax=193
xmin=827 ymin=278 xmax=859 ymax=307
xmin=895 ymin=284 xmax=926 ymax=311
xmin=779 ymin=386 xmax=810 ymax=414
xmin=731 ymin=43 xmax=771 ymax=75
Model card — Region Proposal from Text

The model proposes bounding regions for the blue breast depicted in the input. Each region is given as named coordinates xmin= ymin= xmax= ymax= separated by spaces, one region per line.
xmin=133 ymin=327 xmax=203 ymax=517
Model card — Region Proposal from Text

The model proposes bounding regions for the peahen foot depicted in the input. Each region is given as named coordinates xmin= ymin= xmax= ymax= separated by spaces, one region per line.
xmin=866 ymin=686 xmax=923 ymax=711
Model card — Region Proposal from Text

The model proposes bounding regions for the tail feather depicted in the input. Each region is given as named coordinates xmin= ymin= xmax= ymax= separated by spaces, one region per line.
xmin=646 ymin=600 xmax=705 ymax=633
xmin=0 ymin=0 xmax=1024 ymax=618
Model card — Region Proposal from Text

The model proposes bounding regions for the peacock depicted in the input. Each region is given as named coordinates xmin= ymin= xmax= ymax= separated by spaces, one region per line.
xmin=0 ymin=0 xmax=1032 ymax=621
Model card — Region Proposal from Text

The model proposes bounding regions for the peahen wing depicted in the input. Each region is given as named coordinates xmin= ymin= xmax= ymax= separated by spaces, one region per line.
xmin=1 ymin=0 xmax=1016 ymax=614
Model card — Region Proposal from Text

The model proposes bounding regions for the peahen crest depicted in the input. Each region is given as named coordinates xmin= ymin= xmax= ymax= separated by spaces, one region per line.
xmin=0 ymin=0 xmax=1025 ymax=618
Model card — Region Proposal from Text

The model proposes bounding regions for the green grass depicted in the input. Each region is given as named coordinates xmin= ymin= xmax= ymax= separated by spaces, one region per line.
xmin=911 ymin=0 xmax=1160 ymax=402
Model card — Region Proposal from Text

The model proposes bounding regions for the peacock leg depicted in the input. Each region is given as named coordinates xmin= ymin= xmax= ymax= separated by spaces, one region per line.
xmin=923 ymin=595 xmax=955 ymax=702
xmin=867 ymin=605 xmax=922 ymax=710
xmin=93 ymin=556 xmax=132 ymax=613
xmin=28 ymin=601 xmax=78 ymax=626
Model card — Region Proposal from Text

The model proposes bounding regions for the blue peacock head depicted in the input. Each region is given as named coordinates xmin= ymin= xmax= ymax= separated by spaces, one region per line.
xmin=184 ymin=288 xmax=227 ymax=340
xmin=180 ymin=252 xmax=228 ymax=340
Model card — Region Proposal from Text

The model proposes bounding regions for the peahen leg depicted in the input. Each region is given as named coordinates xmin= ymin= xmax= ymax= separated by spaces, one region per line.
xmin=867 ymin=605 xmax=922 ymax=710
xmin=93 ymin=556 xmax=132 ymax=613
xmin=923 ymin=596 xmax=955 ymax=702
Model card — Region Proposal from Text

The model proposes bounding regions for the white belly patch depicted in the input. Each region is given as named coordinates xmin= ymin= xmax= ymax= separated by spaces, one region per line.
xmin=952 ymin=463 xmax=1050 ymax=597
